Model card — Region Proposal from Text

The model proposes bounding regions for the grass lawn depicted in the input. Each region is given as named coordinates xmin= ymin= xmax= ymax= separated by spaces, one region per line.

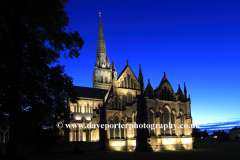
xmin=2 ymin=142 xmax=240 ymax=160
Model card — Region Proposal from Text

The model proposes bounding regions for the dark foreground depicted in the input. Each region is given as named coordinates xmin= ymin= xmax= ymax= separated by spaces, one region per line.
xmin=1 ymin=141 xmax=240 ymax=160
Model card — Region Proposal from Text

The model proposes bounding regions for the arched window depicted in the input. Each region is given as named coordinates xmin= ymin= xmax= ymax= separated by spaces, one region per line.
xmin=171 ymin=111 xmax=175 ymax=135
xmin=163 ymin=107 xmax=170 ymax=135
xmin=76 ymin=127 xmax=79 ymax=141
xmin=127 ymin=74 xmax=130 ymax=88
xmin=105 ymin=77 xmax=108 ymax=83
xmin=164 ymin=86 xmax=167 ymax=100
xmin=161 ymin=89 xmax=164 ymax=100
xmin=115 ymin=97 xmax=118 ymax=109
xmin=149 ymin=111 xmax=154 ymax=135
xmin=74 ymin=105 xmax=77 ymax=112
xmin=87 ymin=104 xmax=89 ymax=113
xmin=127 ymin=92 xmax=132 ymax=103
xmin=72 ymin=128 xmax=76 ymax=141
xmin=119 ymin=101 xmax=121 ymax=110
xmin=110 ymin=119 xmax=114 ymax=139
xmin=131 ymin=78 xmax=133 ymax=88
xmin=167 ymin=90 xmax=170 ymax=100
xmin=101 ymin=76 xmax=103 ymax=83
xmin=121 ymin=120 xmax=124 ymax=139
xmin=86 ymin=129 xmax=90 ymax=142
xmin=124 ymin=77 xmax=127 ymax=88
xmin=115 ymin=116 xmax=119 ymax=138
xmin=79 ymin=129 xmax=83 ymax=141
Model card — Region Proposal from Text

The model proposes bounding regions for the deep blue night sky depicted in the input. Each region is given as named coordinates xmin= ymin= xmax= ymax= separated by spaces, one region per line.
xmin=57 ymin=0 xmax=240 ymax=134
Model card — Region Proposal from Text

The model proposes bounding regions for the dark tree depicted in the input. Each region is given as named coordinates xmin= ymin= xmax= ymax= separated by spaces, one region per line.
xmin=234 ymin=135 xmax=240 ymax=140
xmin=0 ymin=0 xmax=84 ymax=156
xmin=191 ymin=127 xmax=201 ymax=139
xmin=201 ymin=130 xmax=209 ymax=138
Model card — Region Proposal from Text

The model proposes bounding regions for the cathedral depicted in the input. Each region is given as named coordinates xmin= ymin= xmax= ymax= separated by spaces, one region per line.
xmin=65 ymin=13 xmax=193 ymax=151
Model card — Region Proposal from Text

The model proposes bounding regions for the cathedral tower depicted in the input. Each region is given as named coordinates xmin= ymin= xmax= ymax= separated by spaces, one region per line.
xmin=93 ymin=12 xmax=112 ymax=90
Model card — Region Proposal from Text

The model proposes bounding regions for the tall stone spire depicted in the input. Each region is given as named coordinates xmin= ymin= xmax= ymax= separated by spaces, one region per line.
xmin=95 ymin=11 xmax=110 ymax=69
xmin=112 ymin=59 xmax=116 ymax=71
xmin=139 ymin=64 xmax=142 ymax=77
xmin=93 ymin=12 xmax=112 ymax=90
xmin=138 ymin=64 xmax=144 ymax=94
xmin=184 ymin=82 xmax=187 ymax=100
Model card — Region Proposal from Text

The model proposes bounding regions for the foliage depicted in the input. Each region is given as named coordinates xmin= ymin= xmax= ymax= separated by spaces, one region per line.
xmin=0 ymin=0 xmax=84 ymax=155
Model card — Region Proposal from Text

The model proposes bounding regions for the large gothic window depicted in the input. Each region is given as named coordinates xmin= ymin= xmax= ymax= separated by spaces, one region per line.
xmin=110 ymin=116 xmax=122 ymax=139
xmin=163 ymin=107 xmax=170 ymax=135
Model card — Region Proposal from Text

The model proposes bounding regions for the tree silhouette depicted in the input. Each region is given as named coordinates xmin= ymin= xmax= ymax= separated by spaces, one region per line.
xmin=191 ymin=127 xmax=201 ymax=139
xmin=0 ymin=0 xmax=84 ymax=156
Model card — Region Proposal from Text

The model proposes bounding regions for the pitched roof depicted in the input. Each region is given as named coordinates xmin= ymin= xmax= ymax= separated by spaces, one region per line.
xmin=74 ymin=86 xmax=108 ymax=99
xmin=158 ymin=72 xmax=175 ymax=93
xmin=145 ymin=79 xmax=153 ymax=91
xmin=176 ymin=85 xmax=184 ymax=96
xmin=117 ymin=64 xmax=139 ymax=81
xmin=145 ymin=79 xmax=154 ymax=97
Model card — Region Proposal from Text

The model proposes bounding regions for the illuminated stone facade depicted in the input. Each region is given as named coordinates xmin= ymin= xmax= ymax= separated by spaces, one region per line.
xmin=65 ymin=13 xmax=193 ymax=151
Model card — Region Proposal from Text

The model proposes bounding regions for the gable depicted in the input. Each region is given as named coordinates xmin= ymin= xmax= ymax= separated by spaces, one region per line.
xmin=117 ymin=65 xmax=140 ymax=89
